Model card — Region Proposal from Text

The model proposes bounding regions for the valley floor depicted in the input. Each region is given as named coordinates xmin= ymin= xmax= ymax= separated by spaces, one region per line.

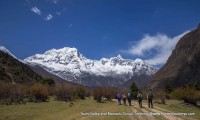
xmin=0 ymin=97 xmax=199 ymax=120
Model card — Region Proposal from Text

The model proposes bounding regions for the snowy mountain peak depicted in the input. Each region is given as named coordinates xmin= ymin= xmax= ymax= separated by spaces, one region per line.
xmin=100 ymin=54 xmax=123 ymax=63
xmin=116 ymin=54 xmax=123 ymax=59
xmin=0 ymin=46 xmax=8 ymax=52
xmin=0 ymin=46 xmax=17 ymax=59
xmin=25 ymin=47 xmax=158 ymax=84
xmin=134 ymin=58 xmax=144 ymax=63
xmin=44 ymin=47 xmax=79 ymax=55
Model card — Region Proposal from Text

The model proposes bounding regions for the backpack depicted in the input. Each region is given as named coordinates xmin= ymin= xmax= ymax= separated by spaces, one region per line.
xmin=137 ymin=93 xmax=142 ymax=100
xmin=122 ymin=94 xmax=126 ymax=99
xmin=127 ymin=93 xmax=131 ymax=99
xmin=116 ymin=94 xmax=121 ymax=99
xmin=148 ymin=91 xmax=153 ymax=99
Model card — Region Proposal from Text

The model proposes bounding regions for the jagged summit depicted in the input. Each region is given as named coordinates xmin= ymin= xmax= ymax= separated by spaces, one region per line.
xmin=45 ymin=47 xmax=78 ymax=53
xmin=134 ymin=58 xmax=144 ymax=63
xmin=116 ymin=54 xmax=123 ymax=59
xmin=25 ymin=47 xmax=158 ymax=86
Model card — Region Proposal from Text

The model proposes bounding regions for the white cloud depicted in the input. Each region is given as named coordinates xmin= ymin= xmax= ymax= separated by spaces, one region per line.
xmin=30 ymin=6 xmax=41 ymax=15
xmin=45 ymin=14 xmax=53 ymax=21
xmin=126 ymin=31 xmax=190 ymax=65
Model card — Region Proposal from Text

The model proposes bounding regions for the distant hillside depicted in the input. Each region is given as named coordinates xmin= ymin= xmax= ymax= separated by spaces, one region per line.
xmin=122 ymin=75 xmax=153 ymax=90
xmin=0 ymin=51 xmax=42 ymax=83
xmin=149 ymin=25 xmax=200 ymax=89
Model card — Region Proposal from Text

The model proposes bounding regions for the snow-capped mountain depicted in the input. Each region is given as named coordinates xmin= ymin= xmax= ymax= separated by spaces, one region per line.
xmin=0 ymin=46 xmax=18 ymax=59
xmin=24 ymin=47 xmax=158 ymax=87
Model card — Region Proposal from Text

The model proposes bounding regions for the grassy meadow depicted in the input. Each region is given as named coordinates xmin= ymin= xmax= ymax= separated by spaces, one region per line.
xmin=0 ymin=97 xmax=199 ymax=120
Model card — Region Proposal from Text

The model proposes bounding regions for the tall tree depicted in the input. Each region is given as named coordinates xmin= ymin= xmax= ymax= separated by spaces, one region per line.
xmin=130 ymin=82 xmax=139 ymax=99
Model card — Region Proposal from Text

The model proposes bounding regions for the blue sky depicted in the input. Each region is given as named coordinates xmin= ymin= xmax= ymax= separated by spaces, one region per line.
xmin=0 ymin=0 xmax=200 ymax=66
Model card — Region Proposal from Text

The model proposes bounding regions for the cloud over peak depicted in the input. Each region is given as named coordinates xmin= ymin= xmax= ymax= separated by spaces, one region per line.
xmin=125 ymin=31 xmax=190 ymax=65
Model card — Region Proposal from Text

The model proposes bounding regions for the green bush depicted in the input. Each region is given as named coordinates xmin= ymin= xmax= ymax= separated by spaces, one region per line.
xmin=41 ymin=78 xmax=55 ymax=86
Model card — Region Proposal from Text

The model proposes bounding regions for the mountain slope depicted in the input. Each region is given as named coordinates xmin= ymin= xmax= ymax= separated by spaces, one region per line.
xmin=149 ymin=25 xmax=200 ymax=89
xmin=0 ymin=48 xmax=42 ymax=83
xmin=28 ymin=64 xmax=78 ymax=86
xmin=122 ymin=75 xmax=153 ymax=89
xmin=0 ymin=46 xmax=17 ymax=59
xmin=24 ymin=47 xmax=158 ymax=87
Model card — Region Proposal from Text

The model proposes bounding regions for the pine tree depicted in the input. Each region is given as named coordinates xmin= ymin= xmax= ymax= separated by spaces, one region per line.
xmin=130 ymin=82 xmax=139 ymax=99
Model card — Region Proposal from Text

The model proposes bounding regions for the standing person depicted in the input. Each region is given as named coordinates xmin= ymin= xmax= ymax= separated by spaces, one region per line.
xmin=122 ymin=93 xmax=127 ymax=105
xmin=147 ymin=89 xmax=153 ymax=108
xmin=137 ymin=91 xmax=143 ymax=108
xmin=127 ymin=92 xmax=132 ymax=106
xmin=116 ymin=93 xmax=122 ymax=105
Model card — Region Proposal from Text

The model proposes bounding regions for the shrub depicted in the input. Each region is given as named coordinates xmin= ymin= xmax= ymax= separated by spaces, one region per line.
xmin=93 ymin=87 xmax=104 ymax=102
xmin=172 ymin=86 xmax=200 ymax=106
xmin=55 ymin=84 xmax=74 ymax=101
xmin=41 ymin=78 xmax=55 ymax=86
xmin=155 ymin=90 xmax=166 ymax=104
xmin=103 ymin=87 xmax=118 ymax=101
xmin=164 ymin=84 xmax=173 ymax=99
xmin=85 ymin=88 xmax=91 ymax=98
xmin=0 ymin=82 xmax=11 ymax=99
xmin=93 ymin=86 xmax=118 ymax=102
xmin=0 ymin=82 xmax=26 ymax=104
xmin=76 ymin=85 xmax=86 ymax=100
xmin=29 ymin=84 xmax=49 ymax=102
xmin=47 ymin=85 xmax=56 ymax=96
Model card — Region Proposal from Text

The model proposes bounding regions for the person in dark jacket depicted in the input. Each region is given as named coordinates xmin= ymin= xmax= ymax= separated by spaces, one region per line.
xmin=127 ymin=92 xmax=132 ymax=106
xmin=137 ymin=91 xmax=143 ymax=108
xmin=122 ymin=93 xmax=127 ymax=105
xmin=147 ymin=89 xmax=153 ymax=108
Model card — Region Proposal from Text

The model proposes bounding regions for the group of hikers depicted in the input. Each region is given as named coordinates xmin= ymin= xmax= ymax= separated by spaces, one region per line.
xmin=116 ymin=89 xmax=153 ymax=108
